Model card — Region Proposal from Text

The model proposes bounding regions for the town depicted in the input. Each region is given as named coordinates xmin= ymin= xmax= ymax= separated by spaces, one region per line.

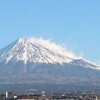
xmin=1 ymin=91 xmax=100 ymax=100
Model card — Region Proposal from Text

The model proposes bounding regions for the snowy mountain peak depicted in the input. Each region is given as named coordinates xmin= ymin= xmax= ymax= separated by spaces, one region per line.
xmin=0 ymin=37 xmax=99 ymax=71
xmin=0 ymin=37 xmax=75 ymax=64
xmin=0 ymin=37 xmax=100 ymax=85
xmin=16 ymin=38 xmax=27 ymax=43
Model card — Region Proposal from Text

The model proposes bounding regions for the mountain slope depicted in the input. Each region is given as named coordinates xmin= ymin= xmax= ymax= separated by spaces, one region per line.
xmin=0 ymin=38 xmax=74 ymax=64
xmin=0 ymin=37 xmax=100 ymax=85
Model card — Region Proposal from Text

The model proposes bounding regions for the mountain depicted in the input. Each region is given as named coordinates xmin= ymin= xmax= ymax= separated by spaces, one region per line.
xmin=0 ymin=38 xmax=73 ymax=65
xmin=0 ymin=37 xmax=100 ymax=86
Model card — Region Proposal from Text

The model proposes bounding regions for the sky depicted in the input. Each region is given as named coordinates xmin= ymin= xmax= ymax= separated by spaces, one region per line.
xmin=0 ymin=0 xmax=100 ymax=64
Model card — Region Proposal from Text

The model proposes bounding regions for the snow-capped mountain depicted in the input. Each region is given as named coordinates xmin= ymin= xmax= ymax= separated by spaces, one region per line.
xmin=0 ymin=37 xmax=100 ymax=85
xmin=0 ymin=38 xmax=74 ymax=64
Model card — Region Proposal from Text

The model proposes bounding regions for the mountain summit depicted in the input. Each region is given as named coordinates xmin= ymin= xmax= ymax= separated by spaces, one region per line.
xmin=0 ymin=37 xmax=100 ymax=85
xmin=0 ymin=38 xmax=74 ymax=64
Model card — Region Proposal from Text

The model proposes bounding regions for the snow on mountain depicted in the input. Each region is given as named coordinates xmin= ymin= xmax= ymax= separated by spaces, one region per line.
xmin=0 ymin=38 xmax=75 ymax=65
xmin=70 ymin=59 xmax=100 ymax=70
xmin=0 ymin=37 xmax=99 ymax=71
xmin=0 ymin=37 xmax=100 ymax=85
